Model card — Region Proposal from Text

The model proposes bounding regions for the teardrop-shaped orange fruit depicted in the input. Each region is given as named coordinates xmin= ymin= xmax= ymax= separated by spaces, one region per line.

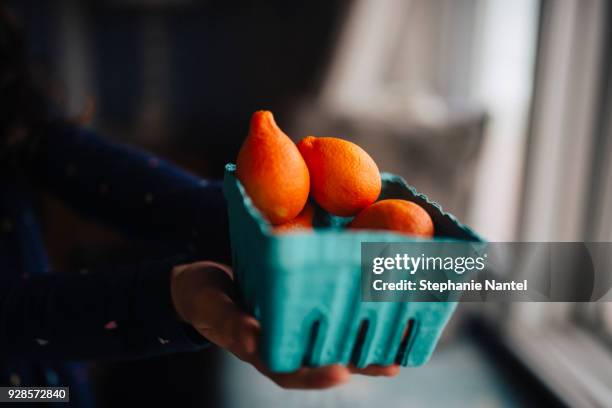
xmin=236 ymin=111 xmax=310 ymax=225
xmin=349 ymin=199 xmax=434 ymax=238
xmin=297 ymin=136 xmax=381 ymax=216
xmin=273 ymin=202 xmax=315 ymax=233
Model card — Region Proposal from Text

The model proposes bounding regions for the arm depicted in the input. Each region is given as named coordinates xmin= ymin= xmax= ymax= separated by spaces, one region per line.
xmin=27 ymin=124 xmax=230 ymax=262
xmin=0 ymin=256 xmax=208 ymax=361
xmin=12 ymin=125 xmax=398 ymax=387
xmin=1 ymin=252 xmax=399 ymax=385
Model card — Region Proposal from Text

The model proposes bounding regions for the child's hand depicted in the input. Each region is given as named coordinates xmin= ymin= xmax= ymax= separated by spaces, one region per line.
xmin=170 ymin=261 xmax=399 ymax=389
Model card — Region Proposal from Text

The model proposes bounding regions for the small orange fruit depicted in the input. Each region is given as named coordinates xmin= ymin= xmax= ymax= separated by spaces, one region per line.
xmin=236 ymin=111 xmax=310 ymax=225
xmin=297 ymin=136 xmax=381 ymax=216
xmin=349 ymin=199 xmax=434 ymax=238
xmin=273 ymin=203 xmax=315 ymax=233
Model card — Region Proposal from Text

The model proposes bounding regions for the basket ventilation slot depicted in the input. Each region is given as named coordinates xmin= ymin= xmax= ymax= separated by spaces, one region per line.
xmin=395 ymin=319 xmax=415 ymax=364
xmin=350 ymin=320 xmax=370 ymax=365
xmin=302 ymin=321 xmax=321 ymax=366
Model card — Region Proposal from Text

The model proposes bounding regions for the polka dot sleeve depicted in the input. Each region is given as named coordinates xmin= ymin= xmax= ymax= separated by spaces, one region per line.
xmin=27 ymin=124 xmax=231 ymax=263
xmin=0 ymin=256 xmax=209 ymax=361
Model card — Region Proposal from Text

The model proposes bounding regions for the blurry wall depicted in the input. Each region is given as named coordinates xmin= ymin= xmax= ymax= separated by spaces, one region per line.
xmin=12 ymin=0 xmax=346 ymax=176
xmin=292 ymin=0 xmax=539 ymax=239
xmin=8 ymin=0 xmax=350 ymax=264
xmin=7 ymin=1 xmax=348 ymax=406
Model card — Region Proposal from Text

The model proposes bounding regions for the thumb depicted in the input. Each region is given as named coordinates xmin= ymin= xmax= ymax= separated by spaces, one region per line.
xmin=194 ymin=288 xmax=260 ymax=361
xmin=176 ymin=262 xmax=259 ymax=360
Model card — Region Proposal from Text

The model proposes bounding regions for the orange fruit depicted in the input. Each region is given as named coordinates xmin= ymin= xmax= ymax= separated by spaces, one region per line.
xmin=296 ymin=136 xmax=381 ymax=216
xmin=273 ymin=202 xmax=315 ymax=233
xmin=236 ymin=111 xmax=310 ymax=225
xmin=349 ymin=199 xmax=434 ymax=238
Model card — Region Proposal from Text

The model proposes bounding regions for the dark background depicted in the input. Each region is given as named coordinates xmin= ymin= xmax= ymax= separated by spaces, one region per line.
xmin=9 ymin=1 xmax=347 ymax=406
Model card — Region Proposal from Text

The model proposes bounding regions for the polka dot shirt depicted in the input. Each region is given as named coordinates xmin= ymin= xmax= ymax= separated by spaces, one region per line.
xmin=1 ymin=124 xmax=231 ymax=405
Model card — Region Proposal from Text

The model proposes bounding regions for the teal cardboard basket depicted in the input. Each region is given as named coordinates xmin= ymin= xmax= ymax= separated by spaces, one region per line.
xmin=223 ymin=163 xmax=483 ymax=372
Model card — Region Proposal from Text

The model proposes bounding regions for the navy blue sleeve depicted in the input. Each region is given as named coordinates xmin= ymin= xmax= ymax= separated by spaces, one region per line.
xmin=0 ymin=256 xmax=208 ymax=361
xmin=29 ymin=124 xmax=231 ymax=263
xmin=0 ymin=124 xmax=234 ymax=360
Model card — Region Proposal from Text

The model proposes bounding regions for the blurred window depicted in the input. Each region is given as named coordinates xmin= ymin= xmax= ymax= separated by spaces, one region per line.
xmin=317 ymin=0 xmax=539 ymax=239
xmin=506 ymin=0 xmax=612 ymax=405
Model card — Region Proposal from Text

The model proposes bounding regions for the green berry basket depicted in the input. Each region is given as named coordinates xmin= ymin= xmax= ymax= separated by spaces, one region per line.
xmin=223 ymin=163 xmax=483 ymax=372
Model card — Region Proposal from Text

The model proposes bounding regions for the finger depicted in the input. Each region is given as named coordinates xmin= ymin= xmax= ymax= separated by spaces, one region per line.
xmin=260 ymin=364 xmax=351 ymax=390
xmin=195 ymin=294 xmax=259 ymax=360
xmin=349 ymin=364 xmax=400 ymax=377
xmin=194 ymin=260 xmax=234 ymax=279
xmin=174 ymin=264 xmax=237 ymax=328
xmin=198 ymin=311 xmax=259 ymax=361
xmin=187 ymin=267 xmax=259 ymax=359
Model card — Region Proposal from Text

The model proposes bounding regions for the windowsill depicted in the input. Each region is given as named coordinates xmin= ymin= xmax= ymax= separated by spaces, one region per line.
xmin=220 ymin=323 xmax=554 ymax=407
xmin=481 ymin=317 xmax=612 ymax=408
